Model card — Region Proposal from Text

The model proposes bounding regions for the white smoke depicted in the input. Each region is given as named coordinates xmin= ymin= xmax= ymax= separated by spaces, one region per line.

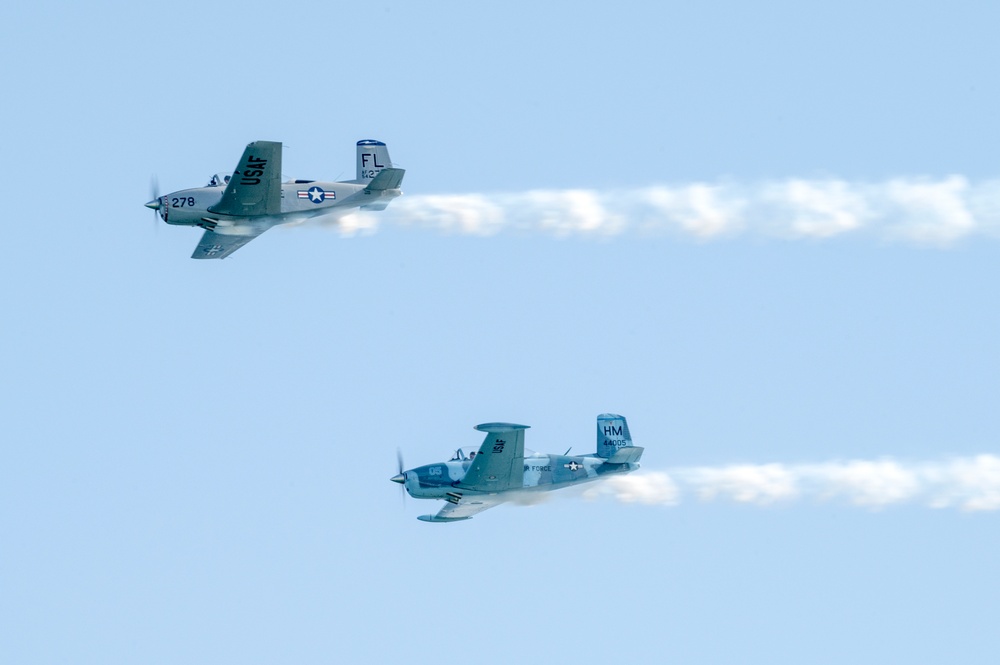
xmin=582 ymin=455 xmax=1000 ymax=511
xmin=334 ymin=177 xmax=1000 ymax=245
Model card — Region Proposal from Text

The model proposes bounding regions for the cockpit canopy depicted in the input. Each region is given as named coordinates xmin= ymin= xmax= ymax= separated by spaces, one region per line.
xmin=206 ymin=173 xmax=232 ymax=187
xmin=450 ymin=447 xmax=480 ymax=462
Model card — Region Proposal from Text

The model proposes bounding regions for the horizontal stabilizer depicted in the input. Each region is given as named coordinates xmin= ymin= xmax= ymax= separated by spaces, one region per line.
xmin=604 ymin=446 xmax=644 ymax=465
xmin=364 ymin=167 xmax=405 ymax=192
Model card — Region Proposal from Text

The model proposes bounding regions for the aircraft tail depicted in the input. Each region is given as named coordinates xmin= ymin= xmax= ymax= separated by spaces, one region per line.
xmin=596 ymin=413 xmax=639 ymax=459
xmin=356 ymin=139 xmax=393 ymax=182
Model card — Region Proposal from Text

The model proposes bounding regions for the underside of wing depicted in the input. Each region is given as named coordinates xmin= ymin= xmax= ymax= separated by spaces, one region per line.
xmin=418 ymin=495 xmax=505 ymax=523
xmin=191 ymin=228 xmax=267 ymax=260
xmin=209 ymin=140 xmax=282 ymax=217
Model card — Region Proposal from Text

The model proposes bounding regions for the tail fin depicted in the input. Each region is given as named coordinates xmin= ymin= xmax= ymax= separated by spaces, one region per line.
xmin=596 ymin=413 xmax=633 ymax=458
xmin=356 ymin=139 xmax=392 ymax=182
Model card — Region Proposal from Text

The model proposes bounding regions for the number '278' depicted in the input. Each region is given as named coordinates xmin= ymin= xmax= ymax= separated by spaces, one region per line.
xmin=171 ymin=197 xmax=195 ymax=207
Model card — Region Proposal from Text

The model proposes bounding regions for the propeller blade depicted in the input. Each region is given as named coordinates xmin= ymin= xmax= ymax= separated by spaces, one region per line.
xmin=392 ymin=448 xmax=406 ymax=507
xmin=148 ymin=175 xmax=160 ymax=233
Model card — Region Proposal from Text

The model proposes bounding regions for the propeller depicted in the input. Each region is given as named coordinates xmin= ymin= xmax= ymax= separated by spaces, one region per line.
xmin=391 ymin=448 xmax=407 ymax=506
xmin=145 ymin=176 xmax=161 ymax=233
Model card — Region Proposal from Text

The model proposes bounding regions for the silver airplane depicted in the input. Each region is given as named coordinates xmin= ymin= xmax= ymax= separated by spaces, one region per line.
xmin=144 ymin=140 xmax=404 ymax=259
xmin=391 ymin=414 xmax=644 ymax=522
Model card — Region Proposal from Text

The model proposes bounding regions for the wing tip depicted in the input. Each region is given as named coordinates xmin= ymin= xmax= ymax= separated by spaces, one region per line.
xmin=417 ymin=515 xmax=472 ymax=523
xmin=474 ymin=422 xmax=530 ymax=432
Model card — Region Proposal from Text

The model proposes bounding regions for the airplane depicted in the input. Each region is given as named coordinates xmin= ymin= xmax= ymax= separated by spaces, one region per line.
xmin=390 ymin=413 xmax=644 ymax=522
xmin=144 ymin=140 xmax=404 ymax=259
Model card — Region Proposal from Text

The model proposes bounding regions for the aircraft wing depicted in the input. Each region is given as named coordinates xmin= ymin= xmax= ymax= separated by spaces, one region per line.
xmin=418 ymin=494 xmax=505 ymax=523
xmin=191 ymin=228 xmax=267 ymax=260
xmin=208 ymin=140 xmax=283 ymax=217
xmin=457 ymin=423 xmax=528 ymax=492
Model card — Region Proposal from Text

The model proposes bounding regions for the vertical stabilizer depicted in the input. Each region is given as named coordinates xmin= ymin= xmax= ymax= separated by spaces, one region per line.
xmin=356 ymin=140 xmax=392 ymax=182
xmin=596 ymin=413 xmax=632 ymax=458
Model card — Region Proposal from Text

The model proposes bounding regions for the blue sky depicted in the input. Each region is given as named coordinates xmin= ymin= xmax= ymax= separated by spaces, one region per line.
xmin=2 ymin=2 xmax=999 ymax=663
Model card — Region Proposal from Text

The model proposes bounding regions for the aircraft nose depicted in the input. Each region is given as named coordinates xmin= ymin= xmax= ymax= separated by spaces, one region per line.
xmin=390 ymin=473 xmax=405 ymax=484
xmin=144 ymin=198 xmax=161 ymax=210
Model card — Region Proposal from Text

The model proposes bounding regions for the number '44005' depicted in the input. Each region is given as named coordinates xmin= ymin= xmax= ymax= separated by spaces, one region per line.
xmin=171 ymin=197 xmax=195 ymax=207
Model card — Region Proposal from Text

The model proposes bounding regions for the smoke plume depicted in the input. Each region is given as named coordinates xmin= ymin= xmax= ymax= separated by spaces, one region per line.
xmin=582 ymin=455 xmax=1000 ymax=511
xmin=335 ymin=177 xmax=1000 ymax=245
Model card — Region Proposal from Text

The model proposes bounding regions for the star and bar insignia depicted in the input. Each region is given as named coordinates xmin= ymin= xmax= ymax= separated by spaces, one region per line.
xmin=297 ymin=186 xmax=335 ymax=204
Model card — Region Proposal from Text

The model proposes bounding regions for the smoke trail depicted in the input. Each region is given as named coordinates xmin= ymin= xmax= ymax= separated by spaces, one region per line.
xmin=582 ymin=455 xmax=1000 ymax=511
xmin=334 ymin=177 xmax=1000 ymax=245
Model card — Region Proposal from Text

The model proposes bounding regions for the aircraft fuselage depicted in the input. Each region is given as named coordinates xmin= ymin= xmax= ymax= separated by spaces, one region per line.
xmin=402 ymin=453 xmax=638 ymax=500
xmin=154 ymin=180 xmax=399 ymax=228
